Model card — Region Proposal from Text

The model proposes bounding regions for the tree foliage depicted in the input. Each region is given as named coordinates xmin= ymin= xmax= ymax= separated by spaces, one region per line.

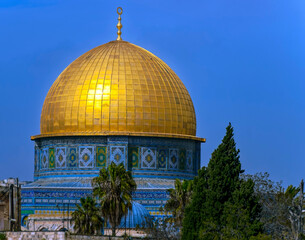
xmin=92 ymin=162 xmax=136 ymax=236
xmin=138 ymin=216 xmax=180 ymax=240
xmin=71 ymin=196 xmax=104 ymax=235
xmin=244 ymin=172 xmax=305 ymax=239
xmin=181 ymin=167 xmax=209 ymax=239
xmin=164 ymin=179 xmax=193 ymax=227
xmin=182 ymin=123 xmax=263 ymax=239
xmin=0 ymin=233 xmax=7 ymax=240
xmin=205 ymin=123 xmax=243 ymax=226
xmin=220 ymin=178 xmax=263 ymax=239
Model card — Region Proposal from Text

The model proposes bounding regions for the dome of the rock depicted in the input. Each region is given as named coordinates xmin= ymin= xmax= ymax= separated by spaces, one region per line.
xmin=21 ymin=7 xmax=205 ymax=233
xmin=34 ymin=40 xmax=202 ymax=141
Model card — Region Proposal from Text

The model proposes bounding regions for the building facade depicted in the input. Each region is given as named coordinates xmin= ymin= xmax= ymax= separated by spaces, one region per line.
xmin=21 ymin=8 xmax=204 ymax=231
xmin=0 ymin=178 xmax=21 ymax=231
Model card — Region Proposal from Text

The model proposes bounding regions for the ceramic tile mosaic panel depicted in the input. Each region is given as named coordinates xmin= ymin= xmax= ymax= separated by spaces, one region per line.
xmin=110 ymin=146 xmax=126 ymax=166
xmin=79 ymin=147 xmax=94 ymax=168
xmin=49 ymin=148 xmax=55 ymax=169
xmin=96 ymin=146 xmax=107 ymax=167
xmin=40 ymin=148 xmax=49 ymax=169
xmin=128 ymin=147 xmax=139 ymax=169
xmin=186 ymin=150 xmax=193 ymax=171
xmin=169 ymin=149 xmax=178 ymax=170
xmin=141 ymin=148 xmax=157 ymax=169
xmin=179 ymin=149 xmax=186 ymax=170
xmin=157 ymin=149 xmax=168 ymax=169
xmin=35 ymin=147 xmax=39 ymax=171
xmin=55 ymin=147 xmax=66 ymax=168
xmin=67 ymin=148 xmax=78 ymax=168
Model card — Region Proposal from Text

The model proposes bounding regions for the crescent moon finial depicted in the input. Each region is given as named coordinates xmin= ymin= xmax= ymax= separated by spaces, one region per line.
xmin=116 ymin=7 xmax=123 ymax=41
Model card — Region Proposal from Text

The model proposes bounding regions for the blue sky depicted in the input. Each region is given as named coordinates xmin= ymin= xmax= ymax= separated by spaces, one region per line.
xmin=0 ymin=0 xmax=304 ymax=186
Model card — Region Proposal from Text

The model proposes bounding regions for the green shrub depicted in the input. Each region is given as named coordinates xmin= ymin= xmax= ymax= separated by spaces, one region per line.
xmin=250 ymin=234 xmax=272 ymax=240
xmin=0 ymin=233 xmax=7 ymax=240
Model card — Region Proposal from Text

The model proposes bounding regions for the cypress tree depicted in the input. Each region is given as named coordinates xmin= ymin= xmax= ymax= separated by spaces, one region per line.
xmin=182 ymin=167 xmax=209 ymax=240
xmin=205 ymin=122 xmax=242 ymax=225
xmin=182 ymin=123 xmax=263 ymax=239
xmin=221 ymin=178 xmax=263 ymax=238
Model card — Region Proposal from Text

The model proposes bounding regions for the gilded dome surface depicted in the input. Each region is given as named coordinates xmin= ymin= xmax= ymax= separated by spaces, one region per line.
xmin=35 ymin=40 xmax=201 ymax=140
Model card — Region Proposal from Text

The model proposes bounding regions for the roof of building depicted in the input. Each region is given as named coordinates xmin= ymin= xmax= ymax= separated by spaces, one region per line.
xmin=32 ymin=40 xmax=204 ymax=142
xmin=118 ymin=202 xmax=151 ymax=229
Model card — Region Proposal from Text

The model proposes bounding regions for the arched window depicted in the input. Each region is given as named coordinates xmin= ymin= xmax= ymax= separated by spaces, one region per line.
xmin=39 ymin=227 xmax=48 ymax=232
xmin=21 ymin=216 xmax=28 ymax=227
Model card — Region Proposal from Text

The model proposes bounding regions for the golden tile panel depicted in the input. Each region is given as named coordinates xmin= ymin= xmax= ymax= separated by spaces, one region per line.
xmin=38 ymin=41 xmax=199 ymax=140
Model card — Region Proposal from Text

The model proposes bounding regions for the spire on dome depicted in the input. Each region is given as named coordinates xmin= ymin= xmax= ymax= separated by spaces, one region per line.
xmin=116 ymin=7 xmax=123 ymax=41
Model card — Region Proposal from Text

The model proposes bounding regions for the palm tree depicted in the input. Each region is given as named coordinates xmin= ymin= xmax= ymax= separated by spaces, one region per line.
xmin=92 ymin=162 xmax=136 ymax=236
xmin=71 ymin=196 xmax=104 ymax=235
xmin=164 ymin=179 xmax=193 ymax=226
xmin=277 ymin=184 xmax=304 ymax=239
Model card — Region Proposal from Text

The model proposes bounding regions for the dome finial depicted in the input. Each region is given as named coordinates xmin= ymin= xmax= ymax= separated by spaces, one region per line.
xmin=116 ymin=7 xmax=123 ymax=41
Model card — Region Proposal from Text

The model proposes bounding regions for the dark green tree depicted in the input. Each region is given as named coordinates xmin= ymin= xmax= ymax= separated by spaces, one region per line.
xmin=205 ymin=123 xmax=242 ymax=226
xmin=182 ymin=123 xmax=263 ymax=240
xmin=71 ymin=196 xmax=104 ymax=235
xmin=182 ymin=167 xmax=209 ymax=240
xmin=220 ymin=179 xmax=263 ymax=239
xmin=92 ymin=162 xmax=136 ymax=236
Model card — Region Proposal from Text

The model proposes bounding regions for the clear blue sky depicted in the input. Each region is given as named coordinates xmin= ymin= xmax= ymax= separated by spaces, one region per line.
xmin=0 ymin=0 xmax=304 ymax=187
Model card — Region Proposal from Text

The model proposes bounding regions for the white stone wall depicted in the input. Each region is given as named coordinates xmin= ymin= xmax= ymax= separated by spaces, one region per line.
xmin=3 ymin=232 xmax=140 ymax=240
xmin=5 ymin=231 xmax=66 ymax=240
xmin=27 ymin=216 xmax=72 ymax=232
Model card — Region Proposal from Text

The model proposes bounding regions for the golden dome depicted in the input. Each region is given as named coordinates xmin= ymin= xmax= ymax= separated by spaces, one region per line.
xmin=33 ymin=40 xmax=203 ymax=141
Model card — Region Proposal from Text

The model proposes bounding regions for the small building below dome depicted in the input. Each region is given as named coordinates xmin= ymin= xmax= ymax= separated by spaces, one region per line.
xmin=25 ymin=202 xmax=150 ymax=232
